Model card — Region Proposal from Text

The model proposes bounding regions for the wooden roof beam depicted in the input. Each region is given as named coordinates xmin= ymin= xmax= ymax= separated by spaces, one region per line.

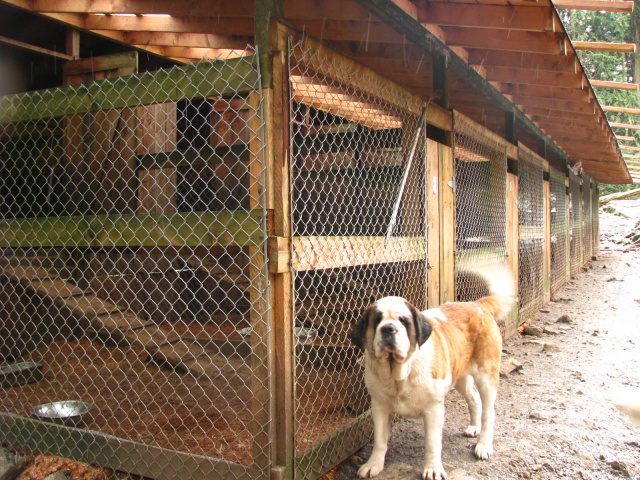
xmin=467 ymin=50 xmax=579 ymax=73
xmin=617 ymin=135 xmax=636 ymax=141
xmin=611 ymin=121 xmax=640 ymax=130
xmin=439 ymin=27 xmax=565 ymax=55
xmin=554 ymin=0 xmax=634 ymax=12
xmin=591 ymin=79 xmax=639 ymax=91
xmin=0 ymin=34 xmax=74 ymax=60
xmin=417 ymin=3 xmax=555 ymax=32
xmin=83 ymin=13 xmax=255 ymax=36
xmin=573 ymin=41 xmax=636 ymax=53
xmin=481 ymin=66 xmax=583 ymax=89
xmin=122 ymin=32 xmax=253 ymax=50
xmin=27 ymin=0 xmax=254 ymax=17
xmin=603 ymin=105 xmax=640 ymax=115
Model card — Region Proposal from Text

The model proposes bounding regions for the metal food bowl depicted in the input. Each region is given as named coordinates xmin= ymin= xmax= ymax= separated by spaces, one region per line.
xmin=31 ymin=400 xmax=92 ymax=427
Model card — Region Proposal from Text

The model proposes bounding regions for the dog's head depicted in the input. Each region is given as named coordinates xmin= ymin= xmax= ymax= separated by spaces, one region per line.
xmin=350 ymin=296 xmax=432 ymax=361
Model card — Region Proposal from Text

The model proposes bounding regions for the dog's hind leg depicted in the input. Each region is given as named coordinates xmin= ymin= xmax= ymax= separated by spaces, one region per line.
xmin=454 ymin=374 xmax=482 ymax=437
xmin=472 ymin=373 xmax=499 ymax=460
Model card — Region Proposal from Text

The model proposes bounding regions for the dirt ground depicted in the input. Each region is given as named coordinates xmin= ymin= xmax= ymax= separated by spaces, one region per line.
xmin=326 ymin=201 xmax=640 ymax=480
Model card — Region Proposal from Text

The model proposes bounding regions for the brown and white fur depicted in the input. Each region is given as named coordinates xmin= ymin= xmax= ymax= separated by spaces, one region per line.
xmin=350 ymin=266 xmax=514 ymax=480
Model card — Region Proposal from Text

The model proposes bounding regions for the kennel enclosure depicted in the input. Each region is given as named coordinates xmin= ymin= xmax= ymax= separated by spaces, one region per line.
xmin=0 ymin=2 xmax=629 ymax=480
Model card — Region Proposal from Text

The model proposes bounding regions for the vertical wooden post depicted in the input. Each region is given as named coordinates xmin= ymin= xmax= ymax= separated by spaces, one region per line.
xmin=426 ymin=139 xmax=442 ymax=308
xmin=259 ymin=14 xmax=295 ymax=479
xmin=505 ymin=172 xmax=519 ymax=337
xmin=439 ymin=143 xmax=455 ymax=304
xmin=66 ymin=29 xmax=80 ymax=60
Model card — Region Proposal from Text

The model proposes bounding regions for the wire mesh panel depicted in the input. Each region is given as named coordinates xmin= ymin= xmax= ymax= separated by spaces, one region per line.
xmin=581 ymin=175 xmax=593 ymax=261
xmin=0 ymin=52 xmax=272 ymax=480
xmin=569 ymin=173 xmax=582 ymax=277
xmin=549 ymin=168 xmax=568 ymax=298
xmin=452 ymin=113 xmax=508 ymax=332
xmin=517 ymin=147 xmax=544 ymax=324
xmin=289 ymin=39 xmax=429 ymax=479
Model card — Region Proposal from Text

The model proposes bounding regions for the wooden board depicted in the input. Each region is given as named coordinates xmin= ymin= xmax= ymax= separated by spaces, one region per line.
xmin=0 ymin=210 xmax=265 ymax=248
xmin=0 ymin=57 xmax=259 ymax=124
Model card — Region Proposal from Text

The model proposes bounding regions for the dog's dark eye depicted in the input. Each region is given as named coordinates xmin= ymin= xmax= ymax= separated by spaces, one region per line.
xmin=399 ymin=316 xmax=410 ymax=329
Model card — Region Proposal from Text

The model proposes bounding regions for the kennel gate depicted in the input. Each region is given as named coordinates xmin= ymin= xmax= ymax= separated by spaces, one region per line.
xmin=288 ymin=36 xmax=433 ymax=479
xmin=0 ymin=53 xmax=274 ymax=480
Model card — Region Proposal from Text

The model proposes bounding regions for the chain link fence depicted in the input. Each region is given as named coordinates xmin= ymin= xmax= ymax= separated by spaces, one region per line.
xmin=517 ymin=146 xmax=545 ymax=324
xmin=452 ymin=113 xmax=508 ymax=333
xmin=549 ymin=168 xmax=568 ymax=298
xmin=0 ymin=51 xmax=272 ymax=480
xmin=289 ymin=38 xmax=429 ymax=479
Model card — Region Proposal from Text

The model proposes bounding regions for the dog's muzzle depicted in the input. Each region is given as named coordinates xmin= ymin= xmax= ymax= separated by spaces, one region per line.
xmin=378 ymin=323 xmax=398 ymax=352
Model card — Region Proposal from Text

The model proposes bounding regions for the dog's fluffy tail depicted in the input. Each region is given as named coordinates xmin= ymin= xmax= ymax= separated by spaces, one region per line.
xmin=463 ymin=262 xmax=516 ymax=320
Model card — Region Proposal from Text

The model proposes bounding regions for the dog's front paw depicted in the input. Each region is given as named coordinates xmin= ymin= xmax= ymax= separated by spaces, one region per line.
xmin=463 ymin=425 xmax=481 ymax=437
xmin=474 ymin=441 xmax=493 ymax=460
xmin=422 ymin=466 xmax=448 ymax=480
xmin=357 ymin=461 xmax=384 ymax=478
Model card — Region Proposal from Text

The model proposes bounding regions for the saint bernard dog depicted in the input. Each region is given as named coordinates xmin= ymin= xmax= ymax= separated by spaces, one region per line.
xmin=350 ymin=266 xmax=514 ymax=480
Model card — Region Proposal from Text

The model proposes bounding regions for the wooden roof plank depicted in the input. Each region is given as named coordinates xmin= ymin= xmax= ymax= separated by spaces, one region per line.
xmin=554 ymin=0 xmax=634 ymax=12
xmin=417 ymin=3 xmax=555 ymax=32
xmin=573 ymin=41 xmax=636 ymax=53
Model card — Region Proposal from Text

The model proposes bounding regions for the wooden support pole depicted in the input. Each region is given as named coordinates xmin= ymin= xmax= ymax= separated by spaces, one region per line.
xmin=439 ymin=144 xmax=455 ymax=304
xmin=267 ymin=19 xmax=295 ymax=480
xmin=603 ymin=105 xmax=640 ymax=115
xmin=611 ymin=121 xmax=640 ymax=131
xmin=591 ymin=79 xmax=639 ymax=91
xmin=505 ymin=173 xmax=519 ymax=337
xmin=573 ymin=41 xmax=636 ymax=53
xmin=0 ymin=34 xmax=74 ymax=60
xmin=554 ymin=0 xmax=634 ymax=12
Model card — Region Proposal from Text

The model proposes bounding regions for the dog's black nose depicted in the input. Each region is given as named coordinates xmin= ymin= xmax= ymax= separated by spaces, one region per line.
xmin=380 ymin=324 xmax=397 ymax=337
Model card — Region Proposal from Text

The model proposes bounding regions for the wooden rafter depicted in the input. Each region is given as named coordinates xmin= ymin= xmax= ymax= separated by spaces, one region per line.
xmin=573 ymin=41 xmax=636 ymax=53
xmin=417 ymin=4 xmax=555 ymax=32
xmin=611 ymin=122 xmax=640 ymax=130
xmin=603 ymin=105 xmax=640 ymax=115
xmin=591 ymin=79 xmax=639 ymax=91
xmin=0 ymin=34 xmax=74 ymax=60
xmin=441 ymin=27 xmax=565 ymax=55
xmin=554 ymin=0 xmax=634 ymax=12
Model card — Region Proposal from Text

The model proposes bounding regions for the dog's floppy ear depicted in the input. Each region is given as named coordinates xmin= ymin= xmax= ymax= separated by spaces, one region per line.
xmin=406 ymin=301 xmax=432 ymax=346
xmin=350 ymin=304 xmax=375 ymax=352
